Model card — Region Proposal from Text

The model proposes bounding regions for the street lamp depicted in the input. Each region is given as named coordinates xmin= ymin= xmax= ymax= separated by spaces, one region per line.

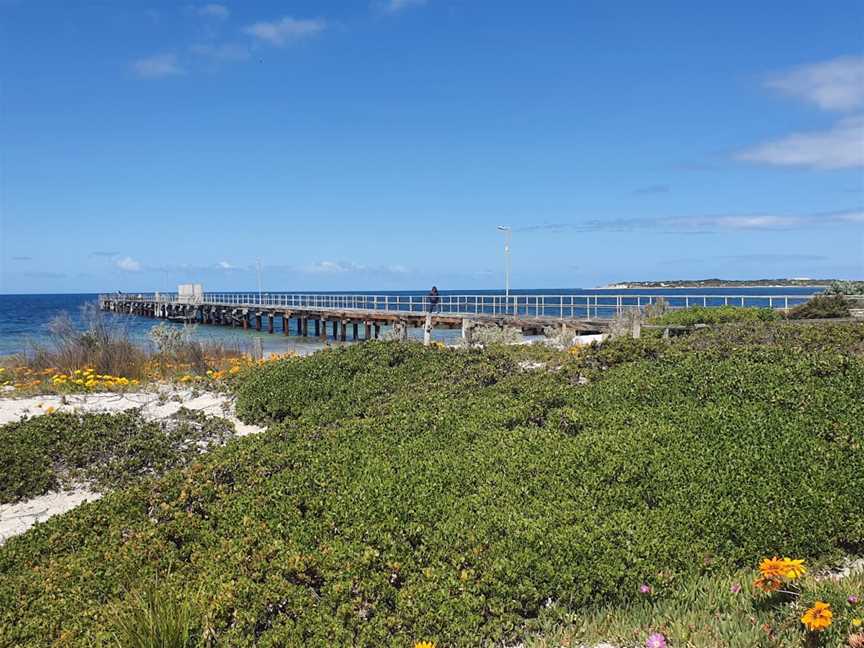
xmin=497 ymin=226 xmax=512 ymax=305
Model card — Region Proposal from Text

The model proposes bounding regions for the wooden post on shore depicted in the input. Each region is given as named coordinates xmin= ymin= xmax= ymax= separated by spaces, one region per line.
xmin=314 ymin=318 xmax=320 ymax=338
xmin=302 ymin=317 xmax=308 ymax=337
xmin=365 ymin=322 xmax=372 ymax=340
xmin=352 ymin=322 xmax=358 ymax=341
xmin=282 ymin=314 xmax=289 ymax=335
xmin=423 ymin=313 xmax=433 ymax=346
xmin=268 ymin=313 xmax=274 ymax=334
xmin=631 ymin=317 xmax=641 ymax=339
xmin=461 ymin=318 xmax=474 ymax=343
xmin=255 ymin=313 xmax=262 ymax=331
xmin=374 ymin=323 xmax=381 ymax=339
xmin=340 ymin=321 xmax=347 ymax=342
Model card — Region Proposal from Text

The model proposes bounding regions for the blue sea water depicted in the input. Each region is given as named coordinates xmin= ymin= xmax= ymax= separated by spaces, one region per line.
xmin=0 ymin=288 xmax=823 ymax=357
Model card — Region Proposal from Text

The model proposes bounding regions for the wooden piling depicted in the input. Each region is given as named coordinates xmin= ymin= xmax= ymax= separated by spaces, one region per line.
xmin=268 ymin=313 xmax=274 ymax=334
xmin=365 ymin=322 xmax=372 ymax=340
xmin=340 ymin=321 xmax=347 ymax=342
xmin=352 ymin=321 xmax=358 ymax=341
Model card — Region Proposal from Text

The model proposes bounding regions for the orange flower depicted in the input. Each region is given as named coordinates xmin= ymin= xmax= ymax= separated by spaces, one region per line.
xmin=801 ymin=601 xmax=832 ymax=631
xmin=758 ymin=557 xmax=788 ymax=580
xmin=754 ymin=575 xmax=782 ymax=592
xmin=758 ymin=556 xmax=806 ymax=580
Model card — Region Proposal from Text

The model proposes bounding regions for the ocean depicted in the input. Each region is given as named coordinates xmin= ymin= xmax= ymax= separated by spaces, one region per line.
xmin=0 ymin=288 xmax=823 ymax=357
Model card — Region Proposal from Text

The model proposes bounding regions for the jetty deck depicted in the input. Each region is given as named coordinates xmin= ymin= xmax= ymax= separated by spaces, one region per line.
xmin=99 ymin=292 xmax=816 ymax=342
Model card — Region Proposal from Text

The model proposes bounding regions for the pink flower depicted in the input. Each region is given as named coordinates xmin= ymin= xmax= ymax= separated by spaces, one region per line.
xmin=646 ymin=633 xmax=667 ymax=648
xmin=730 ymin=582 xmax=742 ymax=594
xmin=639 ymin=583 xmax=652 ymax=595
xmin=850 ymin=595 xmax=860 ymax=605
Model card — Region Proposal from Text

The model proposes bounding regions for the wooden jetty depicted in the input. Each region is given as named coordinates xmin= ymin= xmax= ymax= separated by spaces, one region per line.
xmin=99 ymin=292 xmax=618 ymax=342
xmin=99 ymin=291 xmax=817 ymax=343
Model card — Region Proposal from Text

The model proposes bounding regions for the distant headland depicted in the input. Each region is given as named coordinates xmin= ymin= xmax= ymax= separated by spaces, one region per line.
xmin=601 ymin=278 xmax=835 ymax=289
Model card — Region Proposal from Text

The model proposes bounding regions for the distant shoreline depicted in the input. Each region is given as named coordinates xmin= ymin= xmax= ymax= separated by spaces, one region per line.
xmin=600 ymin=279 xmax=835 ymax=289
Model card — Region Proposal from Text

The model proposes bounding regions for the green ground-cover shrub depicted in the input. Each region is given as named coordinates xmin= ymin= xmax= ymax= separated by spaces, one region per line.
xmin=0 ymin=409 xmax=234 ymax=504
xmin=787 ymin=294 xmax=851 ymax=319
xmin=648 ymin=305 xmax=780 ymax=327
xmin=1 ymin=340 xmax=862 ymax=646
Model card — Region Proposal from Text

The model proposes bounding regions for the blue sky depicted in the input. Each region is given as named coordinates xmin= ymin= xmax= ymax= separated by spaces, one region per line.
xmin=1 ymin=0 xmax=862 ymax=293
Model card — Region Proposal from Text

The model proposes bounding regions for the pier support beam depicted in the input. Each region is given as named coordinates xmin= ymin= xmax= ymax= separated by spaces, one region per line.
xmin=352 ymin=322 xmax=358 ymax=341
xmin=314 ymin=319 xmax=321 ymax=338
xmin=301 ymin=317 xmax=308 ymax=337
xmin=282 ymin=314 xmax=289 ymax=335
xmin=340 ymin=321 xmax=347 ymax=342
xmin=268 ymin=313 xmax=274 ymax=334
xmin=364 ymin=322 xmax=372 ymax=340
xmin=255 ymin=313 xmax=262 ymax=331
xmin=374 ymin=323 xmax=381 ymax=339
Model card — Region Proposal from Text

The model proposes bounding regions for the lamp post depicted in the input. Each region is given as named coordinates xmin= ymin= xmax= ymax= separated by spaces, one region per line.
xmin=256 ymin=258 xmax=263 ymax=305
xmin=497 ymin=225 xmax=512 ymax=312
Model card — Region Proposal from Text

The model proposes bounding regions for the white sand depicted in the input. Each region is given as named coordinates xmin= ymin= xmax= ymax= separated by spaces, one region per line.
xmin=0 ymin=387 xmax=266 ymax=544
xmin=0 ymin=488 xmax=102 ymax=545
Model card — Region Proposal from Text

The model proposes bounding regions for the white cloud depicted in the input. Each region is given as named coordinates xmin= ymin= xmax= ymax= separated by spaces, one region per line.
xmin=380 ymin=0 xmax=426 ymax=13
xmin=305 ymin=260 xmax=411 ymax=275
xmin=131 ymin=53 xmax=184 ymax=79
xmin=217 ymin=260 xmax=237 ymax=269
xmin=518 ymin=209 xmax=864 ymax=234
xmin=242 ymin=16 xmax=326 ymax=46
xmin=197 ymin=3 xmax=229 ymax=19
xmin=115 ymin=257 xmax=142 ymax=272
xmin=306 ymin=260 xmax=364 ymax=274
xmin=766 ymin=55 xmax=864 ymax=111
xmin=190 ymin=43 xmax=250 ymax=62
xmin=736 ymin=115 xmax=864 ymax=169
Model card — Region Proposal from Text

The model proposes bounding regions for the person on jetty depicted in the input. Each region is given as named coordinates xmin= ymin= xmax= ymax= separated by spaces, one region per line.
xmin=427 ymin=286 xmax=440 ymax=313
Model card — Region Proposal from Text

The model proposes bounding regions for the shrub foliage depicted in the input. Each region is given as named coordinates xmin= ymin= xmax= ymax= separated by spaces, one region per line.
xmin=648 ymin=305 xmax=779 ymax=326
xmin=1 ymin=332 xmax=863 ymax=646
xmin=787 ymin=294 xmax=851 ymax=319
xmin=0 ymin=409 xmax=234 ymax=504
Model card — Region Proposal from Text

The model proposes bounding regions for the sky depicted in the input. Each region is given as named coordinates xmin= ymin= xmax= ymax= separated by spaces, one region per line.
xmin=1 ymin=0 xmax=863 ymax=293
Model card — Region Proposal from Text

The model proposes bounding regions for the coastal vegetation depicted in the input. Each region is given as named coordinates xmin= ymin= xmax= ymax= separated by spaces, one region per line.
xmin=0 ymin=409 xmax=235 ymax=504
xmin=787 ymin=294 xmax=852 ymax=320
xmin=647 ymin=304 xmax=780 ymax=326
xmin=0 ymin=321 xmax=862 ymax=646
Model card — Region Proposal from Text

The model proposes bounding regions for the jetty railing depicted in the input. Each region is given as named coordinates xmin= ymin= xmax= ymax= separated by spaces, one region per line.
xmin=101 ymin=292 xmax=819 ymax=320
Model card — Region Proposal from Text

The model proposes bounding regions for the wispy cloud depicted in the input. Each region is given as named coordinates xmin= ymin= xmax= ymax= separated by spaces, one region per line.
xmin=632 ymin=184 xmax=670 ymax=195
xmin=196 ymin=3 xmax=229 ymax=20
xmin=766 ymin=55 xmax=864 ymax=111
xmin=190 ymin=43 xmax=250 ymax=62
xmin=10 ymin=256 xmax=32 ymax=261
xmin=736 ymin=115 xmax=864 ymax=169
xmin=131 ymin=53 xmax=184 ymax=79
xmin=242 ymin=16 xmax=326 ymax=47
xmin=89 ymin=250 xmax=119 ymax=257
xmin=217 ymin=260 xmax=238 ymax=269
xmin=305 ymin=260 xmax=410 ymax=275
xmin=379 ymin=0 xmax=427 ymax=14
xmin=115 ymin=256 xmax=143 ymax=272
xmin=517 ymin=208 xmax=864 ymax=234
